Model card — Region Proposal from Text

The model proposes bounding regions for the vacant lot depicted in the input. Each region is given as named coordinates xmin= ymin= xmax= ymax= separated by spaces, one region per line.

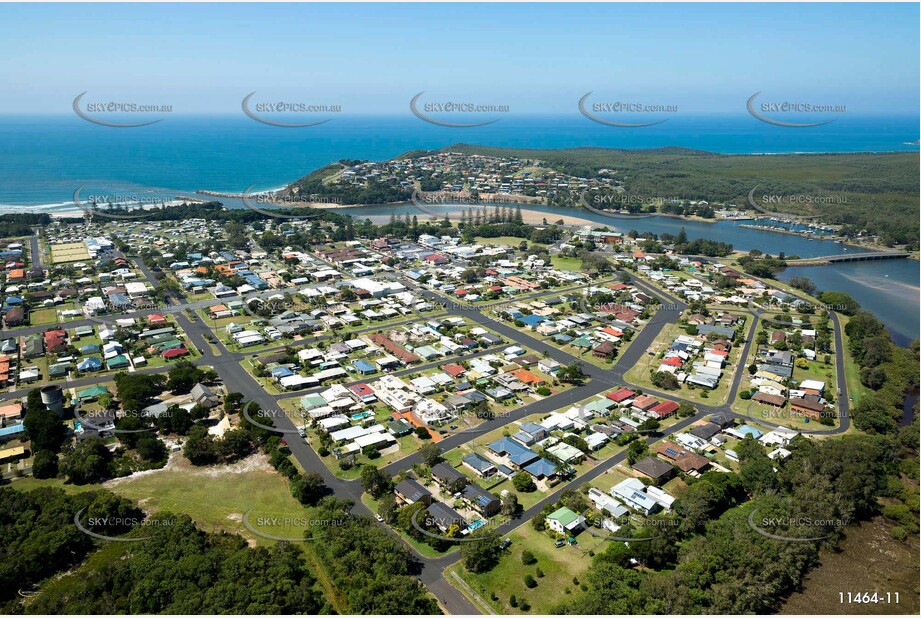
xmin=448 ymin=524 xmax=597 ymax=614
xmin=102 ymin=453 xmax=317 ymax=544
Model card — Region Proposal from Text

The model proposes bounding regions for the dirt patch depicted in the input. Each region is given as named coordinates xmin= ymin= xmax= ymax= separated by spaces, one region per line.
xmin=780 ymin=517 xmax=920 ymax=614
xmin=104 ymin=452 xmax=273 ymax=488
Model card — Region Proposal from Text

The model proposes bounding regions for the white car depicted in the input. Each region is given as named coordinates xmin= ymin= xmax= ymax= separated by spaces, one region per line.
xmin=375 ymin=514 xmax=384 ymax=522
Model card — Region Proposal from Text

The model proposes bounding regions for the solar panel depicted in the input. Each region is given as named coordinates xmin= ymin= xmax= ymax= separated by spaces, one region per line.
xmin=664 ymin=447 xmax=679 ymax=457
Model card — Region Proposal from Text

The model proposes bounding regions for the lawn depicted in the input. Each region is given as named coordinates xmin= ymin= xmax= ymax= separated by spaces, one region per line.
xmin=29 ymin=308 xmax=60 ymax=326
xmin=49 ymin=242 xmax=89 ymax=263
xmin=9 ymin=453 xmax=319 ymax=546
xmin=447 ymin=523 xmax=596 ymax=614
xmin=838 ymin=315 xmax=868 ymax=406
xmin=550 ymin=255 xmax=583 ymax=272
xmin=101 ymin=454 xmax=322 ymax=545
xmin=474 ymin=236 xmax=528 ymax=248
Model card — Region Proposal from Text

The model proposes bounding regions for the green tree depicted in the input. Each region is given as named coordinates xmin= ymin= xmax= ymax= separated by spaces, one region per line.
xmin=360 ymin=466 xmax=392 ymax=499
xmin=60 ymin=438 xmax=113 ymax=484
xmin=512 ymin=472 xmax=536 ymax=492
xmin=31 ymin=450 xmax=59 ymax=479
xmin=459 ymin=528 xmax=502 ymax=573
xmin=290 ymin=472 xmax=327 ymax=506
xmin=136 ymin=436 xmax=168 ymax=463
xmin=23 ymin=407 xmax=67 ymax=453
xmin=183 ymin=424 xmax=217 ymax=465
xmin=418 ymin=442 xmax=442 ymax=466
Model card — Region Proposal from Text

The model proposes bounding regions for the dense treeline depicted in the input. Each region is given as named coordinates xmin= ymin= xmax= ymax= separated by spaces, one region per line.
xmin=310 ymin=499 xmax=442 ymax=614
xmin=433 ymin=144 xmax=920 ymax=248
xmin=20 ymin=512 xmax=325 ymax=614
xmin=553 ymin=432 xmax=910 ymax=614
xmin=627 ymin=227 xmax=734 ymax=257
xmin=287 ymin=175 xmax=412 ymax=205
xmin=0 ymin=213 xmax=51 ymax=237
xmin=0 ymin=487 xmax=141 ymax=607
xmin=846 ymin=310 xmax=920 ymax=434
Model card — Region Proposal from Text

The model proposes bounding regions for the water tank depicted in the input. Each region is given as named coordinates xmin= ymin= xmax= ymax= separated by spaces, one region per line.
xmin=40 ymin=385 xmax=64 ymax=416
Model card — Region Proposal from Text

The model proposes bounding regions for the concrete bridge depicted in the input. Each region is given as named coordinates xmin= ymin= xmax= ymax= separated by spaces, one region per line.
xmin=786 ymin=252 xmax=911 ymax=266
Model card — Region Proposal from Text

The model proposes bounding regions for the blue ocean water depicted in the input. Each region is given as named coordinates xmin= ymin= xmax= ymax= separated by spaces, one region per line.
xmin=0 ymin=113 xmax=916 ymax=342
xmin=0 ymin=114 xmax=917 ymax=208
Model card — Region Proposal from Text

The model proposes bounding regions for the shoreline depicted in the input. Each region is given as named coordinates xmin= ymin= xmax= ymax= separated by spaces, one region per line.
xmin=33 ymin=201 xmax=910 ymax=254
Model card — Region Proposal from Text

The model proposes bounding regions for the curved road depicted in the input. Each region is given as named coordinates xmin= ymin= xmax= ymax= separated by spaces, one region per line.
xmin=1 ymin=248 xmax=852 ymax=613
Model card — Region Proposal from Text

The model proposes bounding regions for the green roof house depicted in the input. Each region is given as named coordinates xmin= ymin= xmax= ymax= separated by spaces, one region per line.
xmin=76 ymin=385 xmax=110 ymax=403
xmin=546 ymin=506 xmax=586 ymax=535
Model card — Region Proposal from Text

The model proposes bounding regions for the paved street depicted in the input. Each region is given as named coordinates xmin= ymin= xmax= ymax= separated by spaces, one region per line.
xmin=0 ymin=255 xmax=852 ymax=614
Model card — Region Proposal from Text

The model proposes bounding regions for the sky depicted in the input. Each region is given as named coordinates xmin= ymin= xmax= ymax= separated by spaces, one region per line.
xmin=0 ymin=2 xmax=918 ymax=115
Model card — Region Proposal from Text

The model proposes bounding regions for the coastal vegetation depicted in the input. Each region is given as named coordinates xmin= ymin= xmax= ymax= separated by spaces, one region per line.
xmin=435 ymin=145 xmax=919 ymax=248
xmin=551 ymin=431 xmax=917 ymax=614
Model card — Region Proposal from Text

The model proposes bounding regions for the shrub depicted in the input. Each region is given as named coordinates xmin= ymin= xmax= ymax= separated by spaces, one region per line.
xmin=521 ymin=550 xmax=536 ymax=565
xmin=524 ymin=574 xmax=537 ymax=588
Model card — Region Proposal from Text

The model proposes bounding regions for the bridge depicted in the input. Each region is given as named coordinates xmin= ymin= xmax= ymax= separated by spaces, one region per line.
xmin=786 ymin=252 xmax=911 ymax=266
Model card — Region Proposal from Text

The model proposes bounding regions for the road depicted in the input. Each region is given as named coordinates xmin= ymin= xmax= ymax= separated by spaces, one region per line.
xmin=0 ymin=247 xmax=853 ymax=613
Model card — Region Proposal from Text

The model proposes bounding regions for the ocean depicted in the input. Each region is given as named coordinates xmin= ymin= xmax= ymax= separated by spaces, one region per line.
xmin=1 ymin=113 xmax=916 ymax=343
xmin=0 ymin=114 xmax=918 ymax=210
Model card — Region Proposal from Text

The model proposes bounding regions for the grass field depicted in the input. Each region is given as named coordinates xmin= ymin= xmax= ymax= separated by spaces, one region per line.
xmin=29 ymin=307 xmax=59 ymax=326
xmin=10 ymin=454 xmax=350 ymax=612
xmin=550 ymin=255 xmax=583 ymax=272
xmin=12 ymin=453 xmax=317 ymax=546
xmin=447 ymin=524 xmax=596 ymax=614
xmin=106 ymin=454 xmax=318 ymax=544
xmin=474 ymin=236 xmax=527 ymax=248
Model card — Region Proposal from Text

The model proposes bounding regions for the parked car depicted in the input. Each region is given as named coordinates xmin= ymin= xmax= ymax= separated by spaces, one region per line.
xmin=554 ymin=540 xmax=566 ymax=548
